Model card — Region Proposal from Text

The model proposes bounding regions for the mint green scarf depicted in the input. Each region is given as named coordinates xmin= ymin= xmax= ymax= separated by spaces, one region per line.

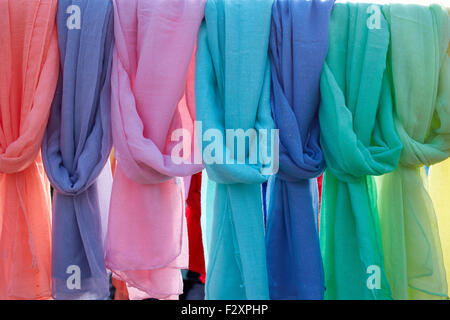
xmin=377 ymin=4 xmax=450 ymax=300
xmin=319 ymin=3 xmax=402 ymax=300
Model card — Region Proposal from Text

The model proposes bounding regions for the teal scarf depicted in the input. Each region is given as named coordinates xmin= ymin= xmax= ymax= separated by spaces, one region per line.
xmin=196 ymin=0 xmax=274 ymax=299
xmin=319 ymin=3 xmax=402 ymax=300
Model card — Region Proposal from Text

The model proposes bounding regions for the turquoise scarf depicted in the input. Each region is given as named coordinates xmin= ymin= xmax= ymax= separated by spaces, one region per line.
xmin=196 ymin=0 xmax=274 ymax=299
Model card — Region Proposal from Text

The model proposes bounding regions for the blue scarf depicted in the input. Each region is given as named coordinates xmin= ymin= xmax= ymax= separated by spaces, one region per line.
xmin=265 ymin=0 xmax=333 ymax=300
xmin=42 ymin=0 xmax=114 ymax=299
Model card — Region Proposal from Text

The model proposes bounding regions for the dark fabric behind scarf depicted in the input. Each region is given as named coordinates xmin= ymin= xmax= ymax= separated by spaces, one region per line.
xmin=265 ymin=0 xmax=333 ymax=300
xmin=42 ymin=0 xmax=114 ymax=299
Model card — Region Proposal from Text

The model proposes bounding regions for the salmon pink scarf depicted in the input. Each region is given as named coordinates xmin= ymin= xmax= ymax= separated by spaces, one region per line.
xmin=106 ymin=0 xmax=205 ymax=300
xmin=0 ymin=0 xmax=59 ymax=299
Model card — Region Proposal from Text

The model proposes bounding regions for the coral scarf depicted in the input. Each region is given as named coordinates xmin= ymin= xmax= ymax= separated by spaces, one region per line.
xmin=0 ymin=0 xmax=59 ymax=300
xmin=106 ymin=0 xmax=205 ymax=300
xmin=196 ymin=0 xmax=274 ymax=300
xmin=42 ymin=0 xmax=114 ymax=300
xmin=319 ymin=3 xmax=402 ymax=300
xmin=377 ymin=4 xmax=450 ymax=300
xmin=265 ymin=0 xmax=333 ymax=300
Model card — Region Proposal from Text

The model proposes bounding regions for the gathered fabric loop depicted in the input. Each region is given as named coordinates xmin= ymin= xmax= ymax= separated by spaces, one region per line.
xmin=196 ymin=0 xmax=275 ymax=300
xmin=265 ymin=0 xmax=333 ymax=300
xmin=0 ymin=0 xmax=59 ymax=299
xmin=319 ymin=3 xmax=402 ymax=300
xmin=377 ymin=4 xmax=450 ymax=300
xmin=106 ymin=0 xmax=205 ymax=300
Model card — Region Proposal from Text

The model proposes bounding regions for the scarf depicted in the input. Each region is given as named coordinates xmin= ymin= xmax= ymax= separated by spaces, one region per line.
xmin=429 ymin=31 xmax=450 ymax=293
xmin=105 ymin=0 xmax=205 ymax=300
xmin=265 ymin=0 xmax=333 ymax=300
xmin=0 ymin=0 xmax=59 ymax=299
xmin=42 ymin=0 xmax=114 ymax=300
xmin=186 ymin=172 xmax=206 ymax=278
xmin=377 ymin=4 xmax=450 ymax=300
xmin=319 ymin=3 xmax=402 ymax=300
xmin=196 ymin=0 xmax=275 ymax=300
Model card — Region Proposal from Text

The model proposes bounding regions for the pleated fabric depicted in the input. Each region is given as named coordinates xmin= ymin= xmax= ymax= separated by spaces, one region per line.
xmin=265 ymin=0 xmax=333 ymax=300
xmin=41 ymin=0 xmax=114 ymax=300
xmin=196 ymin=0 xmax=275 ymax=300
xmin=106 ymin=0 xmax=205 ymax=300
xmin=319 ymin=3 xmax=402 ymax=300
xmin=0 ymin=0 xmax=59 ymax=300
xmin=377 ymin=4 xmax=450 ymax=300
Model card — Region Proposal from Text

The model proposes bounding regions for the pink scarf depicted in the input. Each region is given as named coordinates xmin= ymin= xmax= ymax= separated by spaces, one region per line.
xmin=106 ymin=0 xmax=205 ymax=300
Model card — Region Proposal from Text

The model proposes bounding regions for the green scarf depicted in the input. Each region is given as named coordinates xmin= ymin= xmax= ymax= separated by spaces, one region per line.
xmin=377 ymin=4 xmax=450 ymax=300
xmin=319 ymin=3 xmax=402 ymax=300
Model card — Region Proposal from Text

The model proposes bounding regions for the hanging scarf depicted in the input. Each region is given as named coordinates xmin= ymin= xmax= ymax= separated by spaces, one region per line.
xmin=429 ymin=31 xmax=450 ymax=292
xmin=196 ymin=0 xmax=275 ymax=300
xmin=41 ymin=0 xmax=114 ymax=300
xmin=186 ymin=172 xmax=206 ymax=278
xmin=0 ymin=0 xmax=58 ymax=300
xmin=265 ymin=0 xmax=333 ymax=300
xmin=319 ymin=3 xmax=402 ymax=300
xmin=377 ymin=4 xmax=450 ymax=300
xmin=105 ymin=0 xmax=205 ymax=300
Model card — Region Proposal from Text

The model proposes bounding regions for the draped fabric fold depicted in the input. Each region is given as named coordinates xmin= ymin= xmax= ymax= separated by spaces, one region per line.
xmin=196 ymin=0 xmax=275 ymax=300
xmin=377 ymin=4 xmax=450 ymax=300
xmin=106 ymin=0 xmax=205 ymax=300
xmin=265 ymin=0 xmax=333 ymax=300
xmin=42 ymin=0 xmax=114 ymax=300
xmin=0 ymin=0 xmax=59 ymax=300
xmin=319 ymin=3 xmax=402 ymax=300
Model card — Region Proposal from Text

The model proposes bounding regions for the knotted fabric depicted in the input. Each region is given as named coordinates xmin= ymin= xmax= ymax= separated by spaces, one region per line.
xmin=105 ymin=0 xmax=205 ymax=300
xmin=42 ymin=0 xmax=114 ymax=300
xmin=377 ymin=4 xmax=450 ymax=300
xmin=319 ymin=3 xmax=402 ymax=300
xmin=0 ymin=0 xmax=59 ymax=299
xmin=265 ymin=0 xmax=333 ymax=300
xmin=196 ymin=0 xmax=275 ymax=300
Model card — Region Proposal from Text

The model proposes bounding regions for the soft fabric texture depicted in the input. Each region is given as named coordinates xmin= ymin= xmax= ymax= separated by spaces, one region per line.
xmin=186 ymin=172 xmax=206 ymax=278
xmin=42 ymin=0 xmax=114 ymax=300
xmin=196 ymin=0 xmax=275 ymax=300
xmin=319 ymin=3 xmax=402 ymax=300
xmin=106 ymin=0 xmax=205 ymax=300
xmin=0 ymin=0 xmax=59 ymax=300
xmin=265 ymin=0 xmax=333 ymax=300
xmin=377 ymin=4 xmax=450 ymax=300
xmin=429 ymin=159 xmax=450 ymax=291
xmin=429 ymin=36 xmax=450 ymax=292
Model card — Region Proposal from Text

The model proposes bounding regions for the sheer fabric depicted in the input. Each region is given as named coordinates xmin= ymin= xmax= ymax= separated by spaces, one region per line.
xmin=42 ymin=0 xmax=114 ymax=300
xmin=196 ymin=0 xmax=275 ymax=300
xmin=319 ymin=3 xmax=402 ymax=300
xmin=105 ymin=0 xmax=205 ymax=300
xmin=0 ymin=0 xmax=59 ymax=300
xmin=265 ymin=0 xmax=333 ymax=300
xmin=377 ymin=4 xmax=450 ymax=300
